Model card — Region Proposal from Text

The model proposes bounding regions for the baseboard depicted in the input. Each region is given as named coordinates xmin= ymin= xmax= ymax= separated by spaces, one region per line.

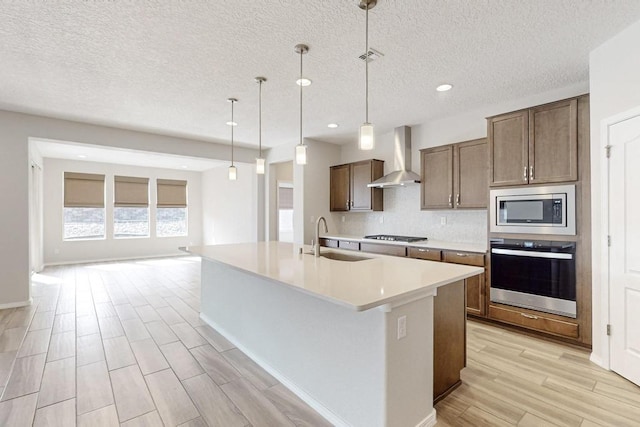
xmin=43 ymin=252 xmax=194 ymax=267
xmin=416 ymin=409 xmax=437 ymax=427
xmin=0 ymin=298 xmax=33 ymax=310
xmin=590 ymin=352 xmax=606 ymax=369
xmin=200 ymin=313 xmax=350 ymax=427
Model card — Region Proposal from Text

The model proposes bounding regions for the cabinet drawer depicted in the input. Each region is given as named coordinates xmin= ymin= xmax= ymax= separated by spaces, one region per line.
xmin=443 ymin=251 xmax=485 ymax=267
xmin=488 ymin=305 xmax=579 ymax=339
xmin=360 ymin=243 xmax=407 ymax=257
xmin=338 ymin=240 xmax=360 ymax=251
xmin=319 ymin=238 xmax=338 ymax=248
xmin=408 ymin=247 xmax=442 ymax=261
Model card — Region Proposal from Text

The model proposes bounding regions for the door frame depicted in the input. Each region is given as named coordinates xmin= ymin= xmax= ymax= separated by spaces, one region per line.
xmin=597 ymin=104 xmax=640 ymax=371
xmin=276 ymin=180 xmax=294 ymax=242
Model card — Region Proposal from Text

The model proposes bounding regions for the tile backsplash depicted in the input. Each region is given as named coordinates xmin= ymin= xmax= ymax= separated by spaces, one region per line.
xmin=331 ymin=185 xmax=487 ymax=244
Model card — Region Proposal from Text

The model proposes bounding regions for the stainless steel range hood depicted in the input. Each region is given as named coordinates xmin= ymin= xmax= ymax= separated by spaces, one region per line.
xmin=367 ymin=126 xmax=421 ymax=188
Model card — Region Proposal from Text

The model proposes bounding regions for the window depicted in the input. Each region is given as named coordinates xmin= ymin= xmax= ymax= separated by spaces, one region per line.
xmin=156 ymin=179 xmax=187 ymax=237
xmin=63 ymin=172 xmax=106 ymax=240
xmin=114 ymin=176 xmax=149 ymax=238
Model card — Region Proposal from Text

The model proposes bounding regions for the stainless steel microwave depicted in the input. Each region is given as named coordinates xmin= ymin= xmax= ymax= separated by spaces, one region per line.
xmin=489 ymin=185 xmax=576 ymax=235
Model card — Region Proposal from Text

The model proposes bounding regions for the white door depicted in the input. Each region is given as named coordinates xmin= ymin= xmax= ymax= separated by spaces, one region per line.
xmin=609 ymin=112 xmax=640 ymax=386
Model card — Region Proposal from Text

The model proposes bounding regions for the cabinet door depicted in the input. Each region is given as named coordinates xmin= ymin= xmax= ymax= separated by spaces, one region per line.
xmin=529 ymin=98 xmax=578 ymax=184
xmin=350 ymin=160 xmax=383 ymax=211
xmin=330 ymin=164 xmax=350 ymax=212
xmin=454 ymin=139 xmax=488 ymax=209
xmin=465 ymin=273 xmax=485 ymax=316
xmin=488 ymin=110 xmax=529 ymax=186
xmin=421 ymin=146 xmax=453 ymax=209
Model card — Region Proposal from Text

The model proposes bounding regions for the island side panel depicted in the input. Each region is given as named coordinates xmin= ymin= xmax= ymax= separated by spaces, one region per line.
xmin=200 ymin=259 xmax=386 ymax=427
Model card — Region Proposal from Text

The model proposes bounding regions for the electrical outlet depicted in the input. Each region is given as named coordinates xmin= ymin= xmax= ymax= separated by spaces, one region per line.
xmin=310 ymin=216 xmax=315 ymax=223
xmin=379 ymin=215 xmax=384 ymax=224
xmin=397 ymin=315 xmax=407 ymax=340
xmin=341 ymin=215 xmax=345 ymax=223
xmin=54 ymin=248 xmax=60 ymax=255
xmin=440 ymin=216 xmax=447 ymax=225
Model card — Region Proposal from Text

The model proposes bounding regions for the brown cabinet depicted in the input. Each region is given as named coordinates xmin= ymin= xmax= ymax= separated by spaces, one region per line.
xmin=408 ymin=247 xmax=442 ymax=261
xmin=488 ymin=305 xmax=579 ymax=339
xmin=488 ymin=98 xmax=578 ymax=187
xmin=360 ymin=242 xmax=407 ymax=257
xmin=443 ymin=251 xmax=486 ymax=317
xmin=421 ymin=139 xmax=488 ymax=210
xmin=330 ymin=160 xmax=384 ymax=212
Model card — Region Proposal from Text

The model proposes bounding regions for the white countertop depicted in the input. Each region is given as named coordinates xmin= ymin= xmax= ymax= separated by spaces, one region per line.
xmin=185 ymin=242 xmax=483 ymax=312
xmin=322 ymin=234 xmax=487 ymax=253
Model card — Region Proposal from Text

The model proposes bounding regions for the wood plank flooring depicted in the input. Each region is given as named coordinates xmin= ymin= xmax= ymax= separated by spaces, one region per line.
xmin=0 ymin=256 xmax=638 ymax=426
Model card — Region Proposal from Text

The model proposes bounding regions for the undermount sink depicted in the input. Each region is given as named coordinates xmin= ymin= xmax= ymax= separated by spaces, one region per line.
xmin=319 ymin=252 xmax=371 ymax=262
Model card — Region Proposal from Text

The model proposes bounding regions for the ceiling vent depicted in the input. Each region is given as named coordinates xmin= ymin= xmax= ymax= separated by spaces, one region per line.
xmin=358 ymin=48 xmax=384 ymax=62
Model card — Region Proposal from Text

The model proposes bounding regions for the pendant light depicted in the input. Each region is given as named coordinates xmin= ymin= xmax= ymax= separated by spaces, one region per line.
xmin=228 ymin=98 xmax=238 ymax=180
xmin=358 ymin=0 xmax=377 ymax=151
xmin=294 ymin=43 xmax=309 ymax=165
xmin=255 ymin=77 xmax=266 ymax=175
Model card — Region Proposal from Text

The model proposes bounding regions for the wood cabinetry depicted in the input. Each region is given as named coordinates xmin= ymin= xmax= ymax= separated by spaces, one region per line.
xmin=421 ymin=139 xmax=488 ymax=210
xmin=443 ymin=251 xmax=487 ymax=317
xmin=330 ymin=160 xmax=384 ymax=212
xmin=488 ymin=98 xmax=578 ymax=186
xmin=488 ymin=305 xmax=579 ymax=339
xmin=359 ymin=242 xmax=407 ymax=257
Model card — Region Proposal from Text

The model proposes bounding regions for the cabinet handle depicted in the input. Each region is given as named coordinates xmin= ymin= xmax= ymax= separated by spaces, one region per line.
xmin=456 ymin=194 xmax=460 ymax=206
xmin=455 ymin=252 xmax=469 ymax=257
xmin=417 ymin=249 xmax=430 ymax=252
xmin=529 ymin=165 xmax=534 ymax=181
xmin=448 ymin=194 xmax=452 ymax=207
xmin=350 ymin=200 xmax=354 ymax=207
xmin=523 ymin=166 xmax=527 ymax=181
xmin=521 ymin=313 xmax=539 ymax=320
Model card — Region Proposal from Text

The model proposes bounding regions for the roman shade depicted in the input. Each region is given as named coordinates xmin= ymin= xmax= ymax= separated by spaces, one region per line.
xmin=64 ymin=172 xmax=105 ymax=208
xmin=278 ymin=187 xmax=293 ymax=209
xmin=157 ymin=179 xmax=187 ymax=208
xmin=114 ymin=176 xmax=149 ymax=207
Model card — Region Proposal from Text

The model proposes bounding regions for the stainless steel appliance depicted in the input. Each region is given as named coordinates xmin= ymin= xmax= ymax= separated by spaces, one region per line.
xmin=489 ymin=184 xmax=576 ymax=235
xmin=490 ymin=239 xmax=576 ymax=318
xmin=364 ymin=234 xmax=428 ymax=242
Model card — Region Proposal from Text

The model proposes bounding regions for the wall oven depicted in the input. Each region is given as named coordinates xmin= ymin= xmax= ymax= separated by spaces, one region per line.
xmin=490 ymin=239 xmax=576 ymax=318
xmin=489 ymin=184 xmax=576 ymax=235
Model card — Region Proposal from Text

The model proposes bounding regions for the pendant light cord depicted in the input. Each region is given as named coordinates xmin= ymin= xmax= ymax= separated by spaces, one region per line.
xmin=299 ymin=49 xmax=303 ymax=146
xmin=365 ymin=3 xmax=369 ymax=124
xmin=258 ymin=80 xmax=262 ymax=158
xmin=231 ymin=101 xmax=234 ymax=165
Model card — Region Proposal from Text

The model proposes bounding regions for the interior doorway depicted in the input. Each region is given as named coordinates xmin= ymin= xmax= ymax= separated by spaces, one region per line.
xmin=277 ymin=182 xmax=294 ymax=242
xmin=606 ymin=106 xmax=640 ymax=386
xmin=29 ymin=158 xmax=43 ymax=273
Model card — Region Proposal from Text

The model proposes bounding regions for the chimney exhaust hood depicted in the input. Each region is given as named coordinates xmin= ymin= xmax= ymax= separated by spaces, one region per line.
xmin=367 ymin=126 xmax=421 ymax=188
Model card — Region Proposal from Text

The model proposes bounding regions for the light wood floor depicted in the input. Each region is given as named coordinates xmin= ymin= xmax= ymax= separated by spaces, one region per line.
xmin=0 ymin=257 xmax=638 ymax=426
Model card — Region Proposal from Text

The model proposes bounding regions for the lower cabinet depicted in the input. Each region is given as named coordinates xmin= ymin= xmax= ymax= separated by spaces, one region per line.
xmin=442 ymin=251 xmax=487 ymax=317
xmin=488 ymin=305 xmax=579 ymax=339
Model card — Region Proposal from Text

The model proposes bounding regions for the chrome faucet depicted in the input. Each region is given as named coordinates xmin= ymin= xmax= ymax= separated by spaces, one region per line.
xmin=314 ymin=216 xmax=328 ymax=257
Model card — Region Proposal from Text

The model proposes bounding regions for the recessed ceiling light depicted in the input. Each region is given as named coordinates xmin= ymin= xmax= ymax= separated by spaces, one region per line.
xmin=181 ymin=165 xmax=188 ymax=169
xmin=296 ymin=78 xmax=312 ymax=87
xmin=77 ymin=154 xmax=87 ymax=158
xmin=226 ymin=121 xmax=238 ymax=126
xmin=436 ymin=84 xmax=453 ymax=92
xmin=327 ymin=123 xmax=339 ymax=128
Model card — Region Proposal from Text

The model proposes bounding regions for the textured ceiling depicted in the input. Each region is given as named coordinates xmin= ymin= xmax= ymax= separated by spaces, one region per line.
xmin=2 ymin=0 xmax=640 ymax=150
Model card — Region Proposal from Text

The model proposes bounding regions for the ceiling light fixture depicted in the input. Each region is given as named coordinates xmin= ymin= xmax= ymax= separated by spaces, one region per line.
xmin=296 ymin=78 xmax=312 ymax=87
xmin=226 ymin=121 xmax=238 ymax=126
xmin=359 ymin=0 xmax=377 ymax=151
xmin=227 ymin=97 xmax=238 ymax=181
xmin=436 ymin=83 xmax=453 ymax=92
xmin=77 ymin=154 xmax=87 ymax=159
xmin=295 ymin=43 xmax=309 ymax=165
xmin=255 ymin=77 xmax=266 ymax=175
xmin=327 ymin=123 xmax=339 ymax=128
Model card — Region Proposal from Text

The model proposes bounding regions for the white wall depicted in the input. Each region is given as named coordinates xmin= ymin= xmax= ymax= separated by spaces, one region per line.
xmin=0 ymin=109 xmax=258 ymax=308
xmin=336 ymin=82 xmax=589 ymax=245
xmin=42 ymin=158 xmax=202 ymax=265
xmin=589 ymin=18 xmax=640 ymax=366
xmin=202 ymin=162 xmax=258 ymax=245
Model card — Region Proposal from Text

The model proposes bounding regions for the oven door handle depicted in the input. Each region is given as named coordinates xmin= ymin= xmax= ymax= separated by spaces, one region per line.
xmin=491 ymin=248 xmax=573 ymax=260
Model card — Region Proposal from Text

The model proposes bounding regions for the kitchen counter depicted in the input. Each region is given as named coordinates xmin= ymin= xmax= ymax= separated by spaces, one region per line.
xmin=186 ymin=242 xmax=482 ymax=427
xmin=185 ymin=241 xmax=482 ymax=311
xmin=322 ymin=234 xmax=487 ymax=253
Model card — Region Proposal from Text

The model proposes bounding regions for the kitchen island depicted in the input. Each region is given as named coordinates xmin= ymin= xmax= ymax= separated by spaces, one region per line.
xmin=185 ymin=242 xmax=483 ymax=427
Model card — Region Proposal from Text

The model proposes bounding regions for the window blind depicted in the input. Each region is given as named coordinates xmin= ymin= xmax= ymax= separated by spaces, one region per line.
xmin=157 ymin=179 xmax=187 ymax=208
xmin=114 ymin=176 xmax=149 ymax=207
xmin=64 ymin=172 xmax=105 ymax=208
xmin=278 ymin=187 xmax=293 ymax=209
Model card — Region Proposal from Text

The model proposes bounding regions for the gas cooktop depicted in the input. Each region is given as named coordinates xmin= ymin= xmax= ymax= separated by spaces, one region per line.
xmin=364 ymin=234 xmax=429 ymax=243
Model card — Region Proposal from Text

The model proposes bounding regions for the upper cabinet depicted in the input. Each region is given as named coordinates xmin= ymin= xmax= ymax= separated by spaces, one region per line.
xmin=421 ymin=138 xmax=488 ymax=210
xmin=330 ymin=159 xmax=384 ymax=212
xmin=488 ymin=98 xmax=578 ymax=187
